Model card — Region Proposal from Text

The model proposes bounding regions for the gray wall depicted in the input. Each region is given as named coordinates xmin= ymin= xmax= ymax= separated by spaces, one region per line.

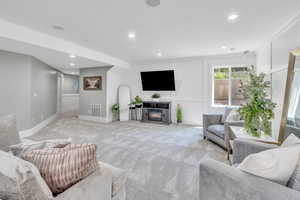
xmin=79 ymin=67 xmax=111 ymax=118
xmin=0 ymin=50 xmax=31 ymax=130
xmin=30 ymin=57 xmax=58 ymax=127
xmin=0 ymin=50 xmax=58 ymax=131
xmin=63 ymin=74 xmax=79 ymax=94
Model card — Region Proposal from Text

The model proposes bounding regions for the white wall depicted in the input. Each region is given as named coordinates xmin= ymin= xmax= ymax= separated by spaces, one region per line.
xmin=130 ymin=53 xmax=256 ymax=125
xmin=106 ymin=66 xmax=139 ymax=122
xmin=256 ymin=15 xmax=300 ymax=140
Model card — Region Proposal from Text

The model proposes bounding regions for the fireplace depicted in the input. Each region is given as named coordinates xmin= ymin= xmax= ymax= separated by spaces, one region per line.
xmin=141 ymin=101 xmax=171 ymax=124
xmin=148 ymin=110 xmax=163 ymax=121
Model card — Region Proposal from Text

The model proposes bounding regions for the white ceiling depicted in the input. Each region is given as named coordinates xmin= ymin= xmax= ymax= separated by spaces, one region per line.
xmin=0 ymin=0 xmax=300 ymax=62
xmin=0 ymin=36 xmax=109 ymax=74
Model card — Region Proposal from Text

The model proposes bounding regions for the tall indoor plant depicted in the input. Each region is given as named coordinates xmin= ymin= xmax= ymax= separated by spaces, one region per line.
xmin=238 ymin=68 xmax=276 ymax=137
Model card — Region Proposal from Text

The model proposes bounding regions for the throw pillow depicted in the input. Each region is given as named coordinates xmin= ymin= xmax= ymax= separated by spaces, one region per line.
xmin=22 ymin=144 xmax=99 ymax=194
xmin=281 ymin=134 xmax=300 ymax=191
xmin=10 ymin=138 xmax=72 ymax=157
xmin=238 ymin=145 xmax=300 ymax=185
xmin=0 ymin=114 xmax=21 ymax=152
xmin=281 ymin=134 xmax=300 ymax=147
xmin=0 ymin=150 xmax=53 ymax=200
xmin=225 ymin=109 xmax=242 ymax=122
xmin=221 ymin=107 xmax=232 ymax=123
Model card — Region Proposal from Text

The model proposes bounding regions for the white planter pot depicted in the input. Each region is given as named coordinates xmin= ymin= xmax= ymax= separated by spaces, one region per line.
xmin=152 ymin=98 xmax=160 ymax=102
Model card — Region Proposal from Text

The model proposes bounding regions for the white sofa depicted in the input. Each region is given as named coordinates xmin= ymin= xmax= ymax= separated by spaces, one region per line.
xmin=0 ymin=114 xmax=127 ymax=200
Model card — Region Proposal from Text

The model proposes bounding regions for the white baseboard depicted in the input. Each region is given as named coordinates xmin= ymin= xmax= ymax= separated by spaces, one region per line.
xmin=78 ymin=115 xmax=109 ymax=123
xmin=19 ymin=113 xmax=58 ymax=138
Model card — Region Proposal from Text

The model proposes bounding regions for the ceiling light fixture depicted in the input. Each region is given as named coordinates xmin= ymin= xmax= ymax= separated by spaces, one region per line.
xmin=52 ymin=25 xmax=64 ymax=31
xmin=128 ymin=32 xmax=136 ymax=39
xmin=221 ymin=46 xmax=228 ymax=49
xmin=69 ymin=54 xmax=76 ymax=58
xmin=157 ymin=52 xmax=162 ymax=57
xmin=146 ymin=0 xmax=160 ymax=7
xmin=227 ymin=13 xmax=239 ymax=21
xmin=70 ymin=63 xmax=75 ymax=67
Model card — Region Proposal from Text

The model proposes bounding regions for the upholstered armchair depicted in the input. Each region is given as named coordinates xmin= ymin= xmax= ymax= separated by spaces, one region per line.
xmin=202 ymin=114 xmax=243 ymax=150
xmin=199 ymin=138 xmax=300 ymax=200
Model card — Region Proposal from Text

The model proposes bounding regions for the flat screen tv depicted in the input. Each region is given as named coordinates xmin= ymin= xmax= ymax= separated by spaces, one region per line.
xmin=140 ymin=70 xmax=176 ymax=91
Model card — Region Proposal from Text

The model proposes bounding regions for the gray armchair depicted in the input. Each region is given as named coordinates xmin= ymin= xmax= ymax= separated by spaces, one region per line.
xmin=199 ymin=139 xmax=300 ymax=200
xmin=202 ymin=114 xmax=243 ymax=150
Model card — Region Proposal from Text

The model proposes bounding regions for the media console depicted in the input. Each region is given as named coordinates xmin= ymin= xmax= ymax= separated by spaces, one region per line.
xmin=141 ymin=101 xmax=172 ymax=124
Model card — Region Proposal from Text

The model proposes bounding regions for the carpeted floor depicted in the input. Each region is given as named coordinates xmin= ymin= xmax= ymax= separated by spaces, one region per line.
xmin=29 ymin=117 xmax=228 ymax=200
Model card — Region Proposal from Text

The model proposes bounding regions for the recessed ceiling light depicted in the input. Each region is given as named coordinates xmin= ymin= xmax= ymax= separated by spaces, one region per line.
xmin=146 ymin=0 xmax=160 ymax=7
xmin=157 ymin=52 xmax=162 ymax=57
xmin=70 ymin=63 xmax=75 ymax=67
xmin=128 ymin=32 xmax=136 ymax=39
xmin=227 ymin=13 xmax=239 ymax=21
xmin=69 ymin=54 xmax=76 ymax=58
xmin=52 ymin=25 xmax=64 ymax=31
xmin=221 ymin=46 xmax=228 ymax=49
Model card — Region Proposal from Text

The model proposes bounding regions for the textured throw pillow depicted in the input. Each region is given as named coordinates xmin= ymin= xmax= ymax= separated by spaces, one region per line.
xmin=221 ymin=107 xmax=232 ymax=123
xmin=22 ymin=144 xmax=99 ymax=194
xmin=0 ymin=150 xmax=53 ymax=200
xmin=238 ymin=146 xmax=300 ymax=185
xmin=10 ymin=138 xmax=72 ymax=157
xmin=0 ymin=114 xmax=21 ymax=152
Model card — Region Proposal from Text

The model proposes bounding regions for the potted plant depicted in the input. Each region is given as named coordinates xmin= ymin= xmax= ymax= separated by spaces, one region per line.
xmin=134 ymin=96 xmax=143 ymax=108
xmin=176 ymin=104 xmax=183 ymax=124
xmin=111 ymin=104 xmax=119 ymax=121
xmin=238 ymin=68 xmax=276 ymax=137
xmin=129 ymin=101 xmax=136 ymax=109
xmin=152 ymin=93 xmax=161 ymax=102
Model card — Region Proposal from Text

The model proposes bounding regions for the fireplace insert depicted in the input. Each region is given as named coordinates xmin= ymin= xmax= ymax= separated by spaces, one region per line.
xmin=141 ymin=101 xmax=171 ymax=124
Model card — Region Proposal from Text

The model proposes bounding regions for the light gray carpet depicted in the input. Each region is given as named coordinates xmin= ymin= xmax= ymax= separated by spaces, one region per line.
xmin=29 ymin=117 xmax=228 ymax=200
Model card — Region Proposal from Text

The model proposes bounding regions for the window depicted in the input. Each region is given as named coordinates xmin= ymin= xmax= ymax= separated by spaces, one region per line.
xmin=213 ymin=66 xmax=249 ymax=107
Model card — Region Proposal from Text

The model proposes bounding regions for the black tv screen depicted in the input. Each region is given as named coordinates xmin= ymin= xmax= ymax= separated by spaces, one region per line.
xmin=140 ymin=70 xmax=176 ymax=91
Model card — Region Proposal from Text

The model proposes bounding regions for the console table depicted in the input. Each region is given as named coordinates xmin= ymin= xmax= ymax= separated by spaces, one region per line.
xmin=228 ymin=126 xmax=279 ymax=164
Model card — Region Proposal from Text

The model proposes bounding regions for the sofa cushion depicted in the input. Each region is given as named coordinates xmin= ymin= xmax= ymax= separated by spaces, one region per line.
xmin=0 ymin=115 xmax=20 ymax=152
xmin=22 ymin=144 xmax=99 ymax=194
xmin=288 ymin=157 xmax=300 ymax=191
xmin=99 ymin=162 xmax=127 ymax=197
xmin=207 ymin=124 xmax=225 ymax=139
xmin=0 ymin=150 xmax=53 ymax=200
xmin=10 ymin=138 xmax=72 ymax=157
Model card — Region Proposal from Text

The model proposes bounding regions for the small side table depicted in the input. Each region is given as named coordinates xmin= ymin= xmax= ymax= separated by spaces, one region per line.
xmin=228 ymin=126 xmax=279 ymax=164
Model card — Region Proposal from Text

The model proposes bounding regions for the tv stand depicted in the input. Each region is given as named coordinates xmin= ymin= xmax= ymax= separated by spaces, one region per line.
xmin=141 ymin=101 xmax=172 ymax=124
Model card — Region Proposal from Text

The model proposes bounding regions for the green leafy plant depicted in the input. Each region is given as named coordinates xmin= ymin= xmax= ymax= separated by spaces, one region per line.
xmin=238 ymin=68 xmax=276 ymax=137
xmin=152 ymin=93 xmax=160 ymax=98
xmin=176 ymin=104 xmax=183 ymax=123
xmin=111 ymin=104 xmax=119 ymax=114
xmin=134 ymin=96 xmax=143 ymax=104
